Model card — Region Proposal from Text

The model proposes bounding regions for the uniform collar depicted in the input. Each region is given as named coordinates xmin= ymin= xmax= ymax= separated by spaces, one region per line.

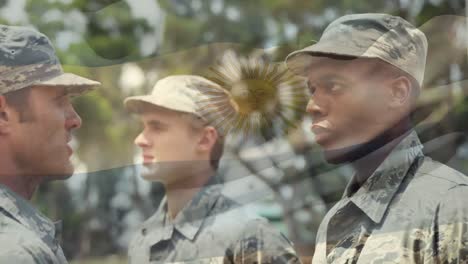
xmin=345 ymin=130 xmax=424 ymax=224
xmin=0 ymin=184 xmax=60 ymax=251
xmin=173 ymin=178 xmax=222 ymax=240
xmin=144 ymin=176 xmax=223 ymax=245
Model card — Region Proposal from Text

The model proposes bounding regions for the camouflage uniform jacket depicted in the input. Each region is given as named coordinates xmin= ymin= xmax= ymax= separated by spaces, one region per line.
xmin=128 ymin=179 xmax=300 ymax=263
xmin=0 ymin=184 xmax=67 ymax=263
xmin=312 ymin=131 xmax=468 ymax=264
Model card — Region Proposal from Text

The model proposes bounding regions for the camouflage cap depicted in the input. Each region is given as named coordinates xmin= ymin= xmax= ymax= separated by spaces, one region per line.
xmin=285 ymin=13 xmax=428 ymax=86
xmin=0 ymin=25 xmax=100 ymax=95
xmin=124 ymin=75 xmax=233 ymax=130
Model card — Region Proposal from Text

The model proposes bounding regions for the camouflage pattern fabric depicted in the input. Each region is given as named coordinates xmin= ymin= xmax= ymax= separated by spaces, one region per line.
xmin=312 ymin=131 xmax=468 ymax=264
xmin=128 ymin=178 xmax=300 ymax=264
xmin=286 ymin=13 xmax=428 ymax=87
xmin=0 ymin=25 xmax=61 ymax=94
xmin=0 ymin=184 xmax=67 ymax=264
xmin=0 ymin=24 xmax=99 ymax=95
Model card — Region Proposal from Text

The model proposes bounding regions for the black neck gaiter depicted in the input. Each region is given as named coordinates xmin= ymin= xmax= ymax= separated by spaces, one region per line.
xmin=323 ymin=117 xmax=412 ymax=164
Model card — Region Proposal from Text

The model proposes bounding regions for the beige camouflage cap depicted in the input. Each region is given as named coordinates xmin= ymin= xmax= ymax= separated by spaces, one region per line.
xmin=124 ymin=75 xmax=233 ymax=129
xmin=0 ymin=25 xmax=100 ymax=95
xmin=285 ymin=13 xmax=428 ymax=86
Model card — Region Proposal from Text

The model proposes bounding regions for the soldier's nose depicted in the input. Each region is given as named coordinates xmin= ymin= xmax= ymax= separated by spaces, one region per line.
xmin=66 ymin=106 xmax=82 ymax=131
xmin=134 ymin=132 xmax=150 ymax=148
xmin=306 ymin=98 xmax=327 ymax=119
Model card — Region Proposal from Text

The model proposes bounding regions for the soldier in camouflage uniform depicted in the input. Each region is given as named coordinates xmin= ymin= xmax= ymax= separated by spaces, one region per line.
xmin=124 ymin=75 xmax=300 ymax=263
xmin=285 ymin=14 xmax=468 ymax=263
xmin=0 ymin=25 xmax=100 ymax=263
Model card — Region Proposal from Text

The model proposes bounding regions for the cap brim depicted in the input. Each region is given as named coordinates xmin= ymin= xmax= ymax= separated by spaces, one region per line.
xmin=124 ymin=95 xmax=194 ymax=115
xmin=123 ymin=96 xmax=154 ymax=113
xmin=35 ymin=73 xmax=101 ymax=95
xmin=285 ymin=43 xmax=363 ymax=76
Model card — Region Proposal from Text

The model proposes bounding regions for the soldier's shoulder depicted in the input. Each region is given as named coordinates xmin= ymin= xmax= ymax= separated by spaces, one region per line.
xmin=206 ymin=194 xmax=278 ymax=235
xmin=0 ymin=240 xmax=55 ymax=264
xmin=210 ymin=193 xmax=267 ymax=221
xmin=241 ymin=216 xmax=293 ymax=244
xmin=228 ymin=211 xmax=300 ymax=263
xmin=400 ymin=156 xmax=468 ymax=206
xmin=0 ymin=210 xmax=55 ymax=262
xmin=414 ymin=156 xmax=468 ymax=189
xmin=0 ymin=209 xmax=33 ymax=235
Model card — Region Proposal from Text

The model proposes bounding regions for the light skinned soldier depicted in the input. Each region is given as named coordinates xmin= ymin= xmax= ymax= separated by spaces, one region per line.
xmin=286 ymin=14 xmax=468 ymax=263
xmin=0 ymin=25 xmax=100 ymax=263
xmin=124 ymin=75 xmax=301 ymax=263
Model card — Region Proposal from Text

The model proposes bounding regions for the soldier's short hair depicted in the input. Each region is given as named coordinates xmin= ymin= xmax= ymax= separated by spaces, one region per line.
xmin=3 ymin=87 xmax=34 ymax=122
xmin=180 ymin=112 xmax=225 ymax=170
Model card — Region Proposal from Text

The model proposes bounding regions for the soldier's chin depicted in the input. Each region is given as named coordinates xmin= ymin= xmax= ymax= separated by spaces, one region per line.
xmin=140 ymin=163 xmax=164 ymax=182
xmin=322 ymin=144 xmax=363 ymax=164
xmin=43 ymin=167 xmax=74 ymax=181
xmin=317 ymin=140 xmax=351 ymax=164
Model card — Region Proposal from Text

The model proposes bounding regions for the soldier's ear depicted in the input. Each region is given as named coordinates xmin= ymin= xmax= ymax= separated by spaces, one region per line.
xmin=389 ymin=76 xmax=411 ymax=109
xmin=197 ymin=126 xmax=218 ymax=154
xmin=0 ymin=95 xmax=11 ymax=135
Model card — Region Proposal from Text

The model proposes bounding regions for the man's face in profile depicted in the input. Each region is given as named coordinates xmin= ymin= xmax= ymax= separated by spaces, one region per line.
xmin=8 ymin=86 xmax=82 ymax=180
xmin=134 ymin=106 xmax=205 ymax=186
xmin=305 ymin=57 xmax=395 ymax=163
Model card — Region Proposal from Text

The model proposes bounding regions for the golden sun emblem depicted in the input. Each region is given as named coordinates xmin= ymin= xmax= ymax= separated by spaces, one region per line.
xmin=196 ymin=51 xmax=308 ymax=140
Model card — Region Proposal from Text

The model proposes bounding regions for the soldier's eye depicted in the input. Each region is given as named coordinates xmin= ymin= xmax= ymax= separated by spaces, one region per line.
xmin=323 ymin=81 xmax=345 ymax=93
xmin=307 ymin=83 xmax=317 ymax=95
xmin=149 ymin=124 xmax=162 ymax=131
xmin=55 ymin=95 xmax=70 ymax=106
xmin=147 ymin=121 xmax=167 ymax=132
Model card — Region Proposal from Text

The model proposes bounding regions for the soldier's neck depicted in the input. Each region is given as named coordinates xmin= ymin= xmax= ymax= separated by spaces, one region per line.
xmin=0 ymin=144 xmax=42 ymax=200
xmin=165 ymin=165 xmax=215 ymax=220
xmin=0 ymin=156 xmax=39 ymax=200
xmin=352 ymin=139 xmax=397 ymax=186
xmin=352 ymin=120 xmax=412 ymax=186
